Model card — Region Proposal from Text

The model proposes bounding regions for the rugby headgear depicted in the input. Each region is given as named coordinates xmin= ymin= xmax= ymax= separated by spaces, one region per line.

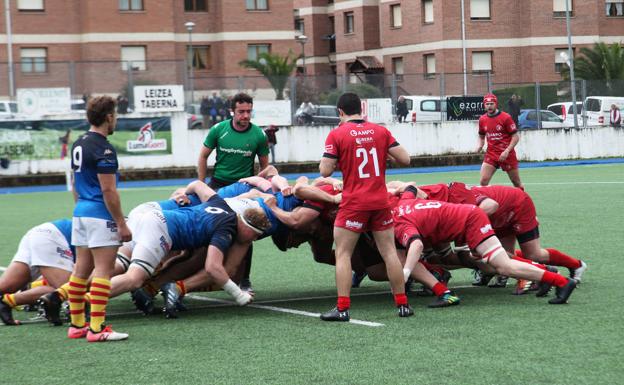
xmin=483 ymin=93 xmax=498 ymax=107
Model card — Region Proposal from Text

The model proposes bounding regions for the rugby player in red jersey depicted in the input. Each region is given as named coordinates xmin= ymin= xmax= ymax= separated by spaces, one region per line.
xmin=319 ymin=92 xmax=413 ymax=321
xmin=476 ymin=93 xmax=523 ymax=189
xmin=470 ymin=185 xmax=587 ymax=287
xmin=393 ymin=198 xmax=577 ymax=304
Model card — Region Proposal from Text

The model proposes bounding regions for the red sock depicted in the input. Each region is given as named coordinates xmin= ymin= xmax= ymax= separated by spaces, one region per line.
xmin=512 ymin=256 xmax=547 ymax=271
xmin=337 ymin=296 xmax=350 ymax=311
xmin=421 ymin=261 xmax=445 ymax=277
xmin=431 ymin=282 xmax=449 ymax=297
xmin=547 ymin=248 xmax=581 ymax=269
xmin=394 ymin=293 xmax=408 ymax=306
xmin=541 ymin=270 xmax=568 ymax=288
xmin=176 ymin=280 xmax=187 ymax=296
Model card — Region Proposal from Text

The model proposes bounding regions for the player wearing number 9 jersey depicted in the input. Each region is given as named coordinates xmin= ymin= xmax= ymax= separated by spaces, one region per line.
xmin=319 ymin=92 xmax=413 ymax=322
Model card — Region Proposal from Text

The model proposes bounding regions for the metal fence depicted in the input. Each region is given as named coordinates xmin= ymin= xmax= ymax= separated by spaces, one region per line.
xmin=1 ymin=60 xmax=622 ymax=124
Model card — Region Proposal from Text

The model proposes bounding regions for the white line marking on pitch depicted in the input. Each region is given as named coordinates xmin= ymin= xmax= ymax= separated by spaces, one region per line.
xmin=187 ymin=295 xmax=385 ymax=327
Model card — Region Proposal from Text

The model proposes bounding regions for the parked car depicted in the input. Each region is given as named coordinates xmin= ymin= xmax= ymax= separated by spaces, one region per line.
xmin=547 ymin=101 xmax=583 ymax=126
xmin=296 ymin=104 xmax=340 ymax=125
xmin=583 ymin=96 xmax=624 ymax=126
xmin=518 ymin=109 xmax=565 ymax=129
xmin=401 ymin=95 xmax=446 ymax=122
xmin=0 ymin=100 xmax=19 ymax=119
xmin=187 ymin=112 xmax=203 ymax=129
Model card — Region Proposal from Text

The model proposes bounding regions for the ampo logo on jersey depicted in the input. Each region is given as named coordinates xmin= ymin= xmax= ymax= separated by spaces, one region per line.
xmin=126 ymin=122 xmax=167 ymax=152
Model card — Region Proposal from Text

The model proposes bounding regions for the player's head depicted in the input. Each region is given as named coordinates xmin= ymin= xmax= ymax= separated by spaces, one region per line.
xmin=238 ymin=207 xmax=271 ymax=242
xmin=231 ymin=92 xmax=253 ymax=130
xmin=336 ymin=92 xmax=362 ymax=120
xmin=483 ymin=93 xmax=498 ymax=114
xmin=87 ymin=96 xmax=117 ymax=134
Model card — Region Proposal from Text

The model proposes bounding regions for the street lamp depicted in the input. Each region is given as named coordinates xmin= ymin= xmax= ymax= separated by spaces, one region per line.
xmin=564 ymin=0 xmax=579 ymax=129
xmin=185 ymin=21 xmax=196 ymax=106
xmin=296 ymin=34 xmax=308 ymax=76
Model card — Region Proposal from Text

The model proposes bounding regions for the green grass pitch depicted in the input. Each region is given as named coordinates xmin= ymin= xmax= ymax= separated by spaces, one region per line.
xmin=1 ymin=163 xmax=623 ymax=385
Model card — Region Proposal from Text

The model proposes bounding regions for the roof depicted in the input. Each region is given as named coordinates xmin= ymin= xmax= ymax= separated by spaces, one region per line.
xmin=349 ymin=56 xmax=384 ymax=72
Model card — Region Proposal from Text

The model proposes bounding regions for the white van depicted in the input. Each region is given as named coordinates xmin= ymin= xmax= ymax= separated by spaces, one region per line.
xmin=0 ymin=100 xmax=19 ymax=119
xmin=583 ymin=96 xmax=624 ymax=126
xmin=546 ymin=101 xmax=583 ymax=126
xmin=401 ymin=95 xmax=445 ymax=122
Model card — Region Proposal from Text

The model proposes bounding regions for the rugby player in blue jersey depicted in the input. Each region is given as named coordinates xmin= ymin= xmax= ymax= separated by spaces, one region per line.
xmin=106 ymin=180 xmax=270 ymax=310
xmin=39 ymin=96 xmax=131 ymax=342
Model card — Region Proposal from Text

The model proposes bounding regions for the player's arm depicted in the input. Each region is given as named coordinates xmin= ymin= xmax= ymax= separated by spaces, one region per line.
xmin=197 ymin=145 xmax=213 ymax=182
xmin=293 ymin=184 xmax=340 ymax=205
xmin=98 ymin=173 xmax=132 ymax=242
xmin=264 ymin=198 xmax=319 ymax=230
xmin=403 ymin=237 xmax=425 ymax=282
xmin=501 ymin=132 xmax=520 ymax=158
xmin=257 ymin=154 xmax=269 ymax=172
xmin=311 ymin=176 xmax=343 ymax=191
xmin=319 ymin=156 xmax=337 ymax=177
xmin=475 ymin=134 xmax=486 ymax=152
xmin=388 ymin=143 xmax=411 ymax=166
xmin=238 ymin=176 xmax=273 ymax=192
xmin=478 ymin=197 xmax=499 ymax=215
xmin=185 ymin=180 xmax=216 ymax=202
xmin=71 ymin=171 xmax=78 ymax=203
xmin=257 ymin=164 xmax=278 ymax=179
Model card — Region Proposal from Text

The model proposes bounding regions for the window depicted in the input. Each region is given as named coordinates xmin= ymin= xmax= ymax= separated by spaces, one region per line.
xmin=20 ymin=48 xmax=47 ymax=73
xmin=295 ymin=18 xmax=304 ymax=35
xmin=247 ymin=44 xmax=270 ymax=61
xmin=553 ymin=0 xmax=573 ymax=17
xmin=423 ymin=0 xmax=434 ymax=23
xmin=119 ymin=0 xmax=143 ymax=11
xmin=424 ymin=54 xmax=436 ymax=77
xmin=391 ymin=4 xmax=402 ymax=28
xmin=392 ymin=57 xmax=404 ymax=81
xmin=472 ymin=51 xmax=492 ymax=72
xmin=421 ymin=100 xmax=440 ymax=112
xmin=184 ymin=0 xmax=206 ymax=12
xmin=17 ymin=0 xmax=44 ymax=11
xmin=344 ymin=12 xmax=354 ymax=33
xmin=555 ymin=48 xmax=573 ymax=73
xmin=121 ymin=46 xmax=146 ymax=71
xmin=188 ymin=45 xmax=211 ymax=70
xmin=246 ymin=0 xmax=268 ymax=11
xmin=606 ymin=1 xmax=624 ymax=16
xmin=470 ymin=0 xmax=490 ymax=20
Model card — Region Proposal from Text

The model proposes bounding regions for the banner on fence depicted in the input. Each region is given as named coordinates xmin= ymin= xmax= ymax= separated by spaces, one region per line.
xmin=446 ymin=96 xmax=486 ymax=121
xmin=134 ymin=85 xmax=185 ymax=113
xmin=0 ymin=117 xmax=171 ymax=160
xmin=16 ymin=87 xmax=71 ymax=116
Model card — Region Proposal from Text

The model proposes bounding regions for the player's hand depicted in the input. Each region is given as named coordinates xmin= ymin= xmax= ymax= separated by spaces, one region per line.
xmin=281 ymin=186 xmax=293 ymax=196
xmin=498 ymin=151 xmax=509 ymax=162
xmin=332 ymin=193 xmax=342 ymax=205
xmin=415 ymin=188 xmax=429 ymax=199
xmin=118 ymin=222 xmax=132 ymax=242
xmin=235 ymin=290 xmax=254 ymax=306
xmin=264 ymin=196 xmax=277 ymax=208
xmin=172 ymin=192 xmax=191 ymax=206
xmin=332 ymin=181 xmax=343 ymax=192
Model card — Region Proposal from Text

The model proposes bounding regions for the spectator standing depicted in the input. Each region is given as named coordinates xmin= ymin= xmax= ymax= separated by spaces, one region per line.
xmin=610 ymin=104 xmax=621 ymax=128
xmin=395 ymin=96 xmax=408 ymax=123
xmin=116 ymin=95 xmax=129 ymax=115
xmin=209 ymin=92 xmax=222 ymax=125
xmin=200 ymin=97 xmax=211 ymax=129
xmin=507 ymin=94 xmax=523 ymax=126
xmin=264 ymin=125 xmax=279 ymax=164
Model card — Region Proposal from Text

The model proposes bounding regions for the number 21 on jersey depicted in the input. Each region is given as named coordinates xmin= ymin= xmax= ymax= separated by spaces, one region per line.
xmin=356 ymin=147 xmax=380 ymax=178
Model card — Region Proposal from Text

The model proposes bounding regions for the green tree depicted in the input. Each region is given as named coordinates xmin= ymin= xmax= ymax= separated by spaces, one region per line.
xmin=561 ymin=42 xmax=624 ymax=96
xmin=239 ymin=51 xmax=299 ymax=100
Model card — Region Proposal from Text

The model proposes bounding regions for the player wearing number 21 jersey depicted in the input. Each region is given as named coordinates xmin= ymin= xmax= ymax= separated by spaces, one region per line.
xmin=319 ymin=92 xmax=412 ymax=322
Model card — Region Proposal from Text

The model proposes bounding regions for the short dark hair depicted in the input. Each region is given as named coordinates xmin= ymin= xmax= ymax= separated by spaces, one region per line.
xmin=87 ymin=96 xmax=116 ymax=126
xmin=231 ymin=93 xmax=253 ymax=110
xmin=336 ymin=92 xmax=361 ymax=115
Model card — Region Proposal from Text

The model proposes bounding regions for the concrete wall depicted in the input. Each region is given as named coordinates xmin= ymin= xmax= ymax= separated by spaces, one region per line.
xmin=2 ymin=112 xmax=623 ymax=176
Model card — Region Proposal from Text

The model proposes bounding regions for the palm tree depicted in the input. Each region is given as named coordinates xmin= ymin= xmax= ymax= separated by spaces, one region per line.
xmin=239 ymin=51 xmax=299 ymax=100
xmin=561 ymin=42 xmax=624 ymax=96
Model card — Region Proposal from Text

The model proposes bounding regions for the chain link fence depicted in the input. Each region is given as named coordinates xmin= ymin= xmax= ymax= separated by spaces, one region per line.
xmin=0 ymin=60 xmax=622 ymax=126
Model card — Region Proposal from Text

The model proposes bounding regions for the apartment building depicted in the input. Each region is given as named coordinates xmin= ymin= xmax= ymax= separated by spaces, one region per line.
xmin=294 ymin=0 xmax=624 ymax=94
xmin=0 ymin=0 xmax=297 ymax=97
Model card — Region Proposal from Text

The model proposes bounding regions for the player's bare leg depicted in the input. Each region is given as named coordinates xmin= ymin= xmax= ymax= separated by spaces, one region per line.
xmin=373 ymin=228 xmax=413 ymax=316
xmin=506 ymin=168 xmax=524 ymax=189
xmin=476 ymin=237 xmax=576 ymax=304
xmin=479 ymin=162 xmax=497 ymax=186
xmin=320 ymin=227 xmax=360 ymax=321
